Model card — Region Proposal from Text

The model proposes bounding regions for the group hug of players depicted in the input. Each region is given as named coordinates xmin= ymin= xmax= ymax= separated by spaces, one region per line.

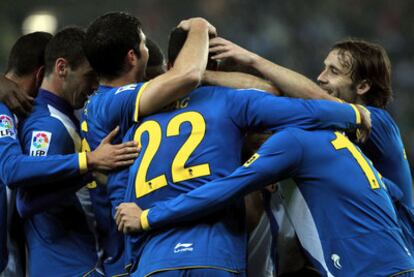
xmin=0 ymin=12 xmax=413 ymax=277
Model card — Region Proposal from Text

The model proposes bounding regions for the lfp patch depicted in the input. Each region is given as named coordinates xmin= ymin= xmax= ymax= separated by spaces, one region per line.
xmin=0 ymin=114 xmax=16 ymax=139
xmin=30 ymin=131 xmax=52 ymax=156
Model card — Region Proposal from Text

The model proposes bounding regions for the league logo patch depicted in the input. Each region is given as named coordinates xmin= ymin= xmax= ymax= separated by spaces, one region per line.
xmin=30 ymin=131 xmax=52 ymax=156
xmin=0 ymin=114 xmax=16 ymax=138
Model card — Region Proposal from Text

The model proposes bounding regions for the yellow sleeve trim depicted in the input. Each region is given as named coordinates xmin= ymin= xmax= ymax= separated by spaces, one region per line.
xmin=140 ymin=209 xmax=150 ymax=231
xmin=133 ymin=82 xmax=150 ymax=122
xmin=349 ymin=104 xmax=361 ymax=125
xmin=81 ymin=121 xmax=88 ymax=132
xmin=78 ymin=152 xmax=88 ymax=174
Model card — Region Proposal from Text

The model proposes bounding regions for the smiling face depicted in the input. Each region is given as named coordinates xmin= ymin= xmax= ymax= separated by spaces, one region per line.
xmin=62 ymin=60 xmax=97 ymax=109
xmin=317 ymin=49 xmax=358 ymax=103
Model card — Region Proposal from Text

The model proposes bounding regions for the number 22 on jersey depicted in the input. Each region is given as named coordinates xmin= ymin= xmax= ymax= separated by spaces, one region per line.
xmin=134 ymin=111 xmax=211 ymax=198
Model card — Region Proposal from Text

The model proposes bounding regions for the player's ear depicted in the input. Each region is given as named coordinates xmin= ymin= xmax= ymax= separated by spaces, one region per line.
xmin=356 ymin=79 xmax=371 ymax=95
xmin=127 ymin=49 xmax=137 ymax=67
xmin=55 ymin=58 xmax=69 ymax=78
xmin=35 ymin=66 xmax=45 ymax=87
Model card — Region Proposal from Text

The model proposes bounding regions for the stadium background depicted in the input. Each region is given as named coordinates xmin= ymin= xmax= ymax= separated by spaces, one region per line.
xmin=1 ymin=0 xmax=413 ymax=172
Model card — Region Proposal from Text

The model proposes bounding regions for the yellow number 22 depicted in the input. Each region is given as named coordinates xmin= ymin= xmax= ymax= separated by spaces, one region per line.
xmin=134 ymin=111 xmax=211 ymax=198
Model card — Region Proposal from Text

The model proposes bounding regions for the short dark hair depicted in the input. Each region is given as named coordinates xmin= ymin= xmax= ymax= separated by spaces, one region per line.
xmin=332 ymin=38 xmax=392 ymax=108
xmin=146 ymin=38 xmax=165 ymax=67
xmin=84 ymin=12 xmax=143 ymax=80
xmin=168 ymin=27 xmax=217 ymax=70
xmin=6 ymin=32 xmax=52 ymax=76
xmin=44 ymin=27 xmax=87 ymax=75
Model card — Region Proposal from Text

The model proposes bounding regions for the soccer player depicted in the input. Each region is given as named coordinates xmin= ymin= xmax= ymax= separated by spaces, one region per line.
xmin=124 ymin=128 xmax=414 ymax=277
xmin=80 ymin=13 xmax=216 ymax=275
xmin=208 ymin=37 xmax=412 ymax=208
xmin=206 ymin=37 xmax=413 ymax=274
xmin=111 ymin=26 xmax=369 ymax=276
xmin=14 ymin=27 xmax=136 ymax=276
xmin=144 ymin=38 xmax=167 ymax=81
xmin=0 ymin=32 xmax=138 ymax=276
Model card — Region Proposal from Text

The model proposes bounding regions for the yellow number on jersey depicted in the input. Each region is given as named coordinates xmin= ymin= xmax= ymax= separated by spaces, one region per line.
xmin=331 ymin=132 xmax=381 ymax=190
xmin=134 ymin=111 xmax=210 ymax=198
xmin=80 ymin=121 xmax=97 ymax=189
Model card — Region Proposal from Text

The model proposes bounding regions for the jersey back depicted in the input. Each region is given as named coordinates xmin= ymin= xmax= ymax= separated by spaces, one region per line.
xmin=358 ymin=107 xmax=413 ymax=207
xmin=121 ymin=85 xmax=360 ymax=276
xmin=272 ymin=129 xmax=414 ymax=276
xmin=80 ymin=83 xmax=147 ymax=275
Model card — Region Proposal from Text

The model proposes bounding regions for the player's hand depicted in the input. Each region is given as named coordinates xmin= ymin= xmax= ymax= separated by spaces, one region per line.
xmin=209 ymin=37 xmax=256 ymax=65
xmin=115 ymin=202 xmax=143 ymax=234
xmin=86 ymin=126 xmax=140 ymax=171
xmin=355 ymin=104 xmax=371 ymax=143
xmin=178 ymin=17 xmax=217 ymax=37
xmin=0 ymin=75 xmax=33 ymax=117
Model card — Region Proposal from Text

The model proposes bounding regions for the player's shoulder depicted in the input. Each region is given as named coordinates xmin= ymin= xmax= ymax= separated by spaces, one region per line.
xmin=196 ymin=86 xmax=269 ymax=102
xmin=21 ymin=106 xmax=68 ymax=137
xmin=0 ymin=103 xmax=18 ymax=140
xmin=0 ymin=102 xmax=13 ymax=115
xmin=367 ymin=106 xmax=399 ymax=130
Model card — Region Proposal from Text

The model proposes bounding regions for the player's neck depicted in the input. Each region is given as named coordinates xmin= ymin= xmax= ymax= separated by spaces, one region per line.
xmin=40 ymin=75 xmax=64 ymax=98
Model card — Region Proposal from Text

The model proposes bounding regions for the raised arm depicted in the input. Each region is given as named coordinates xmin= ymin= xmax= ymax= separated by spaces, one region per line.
xmin=209 ymin=37 xmax=337 ymax=101
xmin=138 ymin=18 xmax=216 ymax=117
xmin=203 ymin=70 xmax=281 ymax=95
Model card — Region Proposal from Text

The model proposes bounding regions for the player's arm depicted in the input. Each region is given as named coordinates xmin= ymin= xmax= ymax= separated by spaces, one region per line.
xmin=3 ymin=121 xmax=138 ymax=189
xmin=226 ymin=88 xmax=370 ymax=142
xmin=115 ymin=130 xmax=302 ymax=233
xmin=203 ymin=70 xmax=281 ymax=95
xmin=0 ymin=75 xmax=33 ymax=116
xmin=137 ymin=18 xmax=216 ymax=118
xmin=209 ymin=37 xmax=337 ymax=101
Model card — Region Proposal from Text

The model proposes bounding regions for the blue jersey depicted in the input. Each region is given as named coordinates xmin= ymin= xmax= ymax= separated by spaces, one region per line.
xmin=358 ymin=106 xmax=413 ymax=207
xmin=143 ymin=128 xmax=414 ymax=276
xmin=18 ymin=89 xmax=97 ymax=276
xmin=0 ymin=101 xmax=88 ymax=273
xmin=112 ymin=85 xmax=361 ymax=276
xmin=80 ymin=82 xmax=147 ymax=275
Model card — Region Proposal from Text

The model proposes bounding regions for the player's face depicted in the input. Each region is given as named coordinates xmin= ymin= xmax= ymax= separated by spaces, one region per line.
xmin=135 ymin=31 xmax=149 ymax=82
xmin=63 ymin=60 xmax=98 ymax=109
xmin=317 ymin=49 xmax=357 ymax=103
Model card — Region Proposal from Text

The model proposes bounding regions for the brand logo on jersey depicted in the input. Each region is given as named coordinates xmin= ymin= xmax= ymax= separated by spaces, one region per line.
xmin=115 ymin=84 xmax=138 ymax=94
xmin=404 ymin=246 xmax=412 ymax=257
xmin=30 ymin=131 xmax=52 ymax=156
xmin=244 ymin=153 xmax=260 ymax=167
xmin=174 ymin=242 xmax=193 ymax=253
xmin=0 ymin=114 xmax=16 ymax=138
xmin=331 ymin=254 xmax=342 ymax=270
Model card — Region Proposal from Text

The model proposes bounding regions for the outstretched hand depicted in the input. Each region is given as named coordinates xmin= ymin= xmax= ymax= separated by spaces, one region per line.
xmin=86 ymin=126 xmax=140 ymax=171
xmin=209 ymin=37 xmax=257 ymax=65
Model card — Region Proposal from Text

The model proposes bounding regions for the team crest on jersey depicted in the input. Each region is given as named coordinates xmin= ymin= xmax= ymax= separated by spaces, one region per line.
xmin=115 ymin=84 xmax=138 ymax=94
xmin=0 ymin=114 xmax=16 ymax=138
xmin=30 ymin=131 xmax=52 ymax=156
